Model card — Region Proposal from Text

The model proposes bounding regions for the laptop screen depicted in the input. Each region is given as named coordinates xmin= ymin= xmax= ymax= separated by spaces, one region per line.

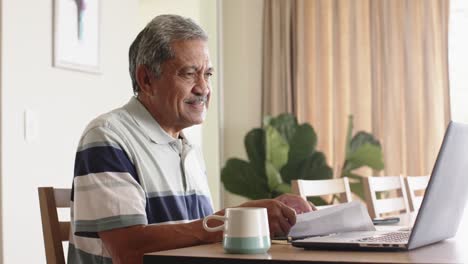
xmin=408 ymin=121 xmax=468 ymax=249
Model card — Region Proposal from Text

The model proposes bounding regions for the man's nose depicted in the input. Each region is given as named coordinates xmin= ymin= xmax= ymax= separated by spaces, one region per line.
xmin=194 ymin=75 xmax=210 ymax=96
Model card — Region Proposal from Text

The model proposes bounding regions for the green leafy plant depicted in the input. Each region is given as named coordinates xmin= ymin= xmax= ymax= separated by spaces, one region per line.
xmin=340 ymin=115 xmax=384 ymax=201
xmin=221 ymin=113 xmax=332 ymax=203
xmin=221 ymin=113 xmax=384 ymax=206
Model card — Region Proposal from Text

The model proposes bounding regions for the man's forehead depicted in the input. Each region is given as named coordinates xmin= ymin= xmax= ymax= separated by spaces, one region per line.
xmin=164 ymin=58 xmax=212 ymax=71
xmin=174 ymin=54 xmax=211 ymax=65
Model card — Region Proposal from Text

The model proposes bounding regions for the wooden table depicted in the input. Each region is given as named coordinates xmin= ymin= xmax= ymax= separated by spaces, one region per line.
xmin=144 ymin=212 xmax=468 ymax=264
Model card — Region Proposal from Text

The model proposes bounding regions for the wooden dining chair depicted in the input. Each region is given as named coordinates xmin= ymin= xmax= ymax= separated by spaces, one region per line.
xmin=405 ymin=175 xmax=430 ymax=212
xmin=291 ymin=177 xmax=352 ymax=209
xmin=38 ymin=187 xmax=71 ymax=264
xmin=363 ymin=176 xmax=410 ymax=218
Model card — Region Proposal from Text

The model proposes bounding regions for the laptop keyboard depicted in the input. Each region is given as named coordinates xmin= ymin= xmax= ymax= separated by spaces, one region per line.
xmin=354 ymin=232 xmax=410 ymax=243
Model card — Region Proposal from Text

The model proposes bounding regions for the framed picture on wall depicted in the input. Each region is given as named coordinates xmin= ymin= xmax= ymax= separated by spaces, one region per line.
xmin=53 ymin=0 xmax=100 ymax=73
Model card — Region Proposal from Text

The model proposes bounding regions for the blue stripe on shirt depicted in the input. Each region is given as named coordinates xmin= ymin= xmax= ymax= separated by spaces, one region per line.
xmin=146 ymin=193 xmax=213 ymax=223
xmin=74 ymin=145 xmax=138 ymax=179
xmin=72 ymin=145 xmax=138 ymax=202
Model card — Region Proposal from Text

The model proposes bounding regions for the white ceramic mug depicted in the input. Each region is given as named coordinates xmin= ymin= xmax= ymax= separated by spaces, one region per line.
xmin=202 ymin=207 xmax=271 ymax=254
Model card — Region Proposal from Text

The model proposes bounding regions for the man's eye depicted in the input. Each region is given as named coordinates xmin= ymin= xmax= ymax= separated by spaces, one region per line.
xmin=205 ymin=72 xmax=213 ymax=78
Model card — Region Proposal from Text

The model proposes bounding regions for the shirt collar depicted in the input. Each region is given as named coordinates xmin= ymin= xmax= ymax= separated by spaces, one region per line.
xmin=124 ymin=97 xmax=191 ymax=145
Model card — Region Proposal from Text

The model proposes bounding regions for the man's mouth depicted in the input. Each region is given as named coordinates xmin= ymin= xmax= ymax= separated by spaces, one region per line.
xmin=184 ymin=96 xmax=207 ymax=105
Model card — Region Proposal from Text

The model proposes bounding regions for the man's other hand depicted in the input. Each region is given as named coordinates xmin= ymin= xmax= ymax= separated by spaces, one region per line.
xmin=275 ymin=193 xmax=316 ymax=214
xmin=238 ymin=199 xmax=296 ymax=238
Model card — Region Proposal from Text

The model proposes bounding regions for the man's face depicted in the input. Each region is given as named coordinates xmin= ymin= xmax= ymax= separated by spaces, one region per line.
xmin=142 ymin=39 xmax=213 ymax=134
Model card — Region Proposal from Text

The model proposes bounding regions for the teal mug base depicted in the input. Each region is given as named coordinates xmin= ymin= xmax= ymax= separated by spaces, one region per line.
xmin=223 ymin=236 xmax=271 ymax=254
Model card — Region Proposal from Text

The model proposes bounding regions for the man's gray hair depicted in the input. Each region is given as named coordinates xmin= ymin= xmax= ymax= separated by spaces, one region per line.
xmin=129 ymin=14 xmax=208 ymax=95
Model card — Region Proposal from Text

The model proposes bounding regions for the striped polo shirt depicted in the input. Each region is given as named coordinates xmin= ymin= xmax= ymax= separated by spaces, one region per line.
xmin=67 ymin=97 xmax=214 ymax=264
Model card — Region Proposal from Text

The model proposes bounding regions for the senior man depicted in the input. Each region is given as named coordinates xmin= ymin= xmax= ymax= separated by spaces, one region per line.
xmin=68 ymin=14 xmax=313 ymax=264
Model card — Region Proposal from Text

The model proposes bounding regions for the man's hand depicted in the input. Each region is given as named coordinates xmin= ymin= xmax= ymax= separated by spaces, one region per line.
xmin=238 ymin=199 xmax=296 ymax=237
xmin=275 ymin=193 xmax=316 ymax=214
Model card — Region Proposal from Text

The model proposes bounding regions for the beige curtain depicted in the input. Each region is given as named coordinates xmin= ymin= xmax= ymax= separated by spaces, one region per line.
xmin=262 ymin=0 xmax=450 ymax=177
xmin=262 ymin=0 xmax=296 ymax=115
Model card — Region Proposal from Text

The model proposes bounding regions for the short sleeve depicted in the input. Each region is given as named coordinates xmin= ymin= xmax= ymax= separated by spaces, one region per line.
xmin=72 ymin=124 xmax=147 ymax=237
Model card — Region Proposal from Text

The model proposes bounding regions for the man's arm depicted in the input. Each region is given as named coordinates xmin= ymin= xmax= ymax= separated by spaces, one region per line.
xmin=99 ymin=217 xmax=221 ymax=264
xmin=99 ymin=197 xmax=305 ymax=263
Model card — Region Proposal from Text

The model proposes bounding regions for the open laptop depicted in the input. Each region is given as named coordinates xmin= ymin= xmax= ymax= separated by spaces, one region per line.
xmin=292 ymin=121 xmax=468 ymax=251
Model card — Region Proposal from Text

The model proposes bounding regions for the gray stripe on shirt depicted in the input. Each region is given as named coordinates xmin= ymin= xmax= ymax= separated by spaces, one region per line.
xmin=68 ymin=243 xmax=113 ymax=264
xmin=77 ymin=141 xmax=122 ymax=152
xmin=75 ymin=214 xmax=147 ymax=233
xmin=147 ymin=189 xmax=207 ymax=198
xmin=74 ymin=179 xmax=137 ymax=192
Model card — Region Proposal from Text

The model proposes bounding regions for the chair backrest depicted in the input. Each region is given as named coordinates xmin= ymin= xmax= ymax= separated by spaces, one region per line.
xmin=291 ymin=177 xmax=352 ymax=209
xmin=364 ymin=176 xmax=410 ymax=218
xmin=405 ymin=175 xmax=430 ymax=212
xmin=38 ymin=187 xmax=71 ymax=264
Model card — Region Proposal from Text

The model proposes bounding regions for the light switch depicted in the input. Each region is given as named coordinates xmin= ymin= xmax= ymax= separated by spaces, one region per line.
xmin=24 ymin=109 xmax=38 ymax=142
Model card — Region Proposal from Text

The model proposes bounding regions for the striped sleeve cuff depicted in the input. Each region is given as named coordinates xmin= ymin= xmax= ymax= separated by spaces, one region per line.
xmin=74 ymin=214 xmax=148 ymax=237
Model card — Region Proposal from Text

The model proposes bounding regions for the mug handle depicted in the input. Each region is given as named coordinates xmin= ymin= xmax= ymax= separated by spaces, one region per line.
xmin=202 ymin=215 xmax=226 ymax=232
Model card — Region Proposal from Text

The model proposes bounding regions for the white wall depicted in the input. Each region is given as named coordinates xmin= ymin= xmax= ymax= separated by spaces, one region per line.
xmin=199 ymin=0 xmax=222 ymax=211
xmin=0 ymin=0 xmax=138 ymax=262
xmin=449 ymin=0 xmax=468 ymax=124
xmin=221 ymin=0 xmax=264 ymax=207
xmin=449 ymin=0 xmax=468 ymax=233
xmin=0 ymin=0 xmax=3 ymax=260
xmin=138 ymin=0 xmax=221 ymax=210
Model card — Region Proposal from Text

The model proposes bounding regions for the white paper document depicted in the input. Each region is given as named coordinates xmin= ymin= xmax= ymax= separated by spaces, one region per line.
xmin=288 ymin=201 xmax=376 ymax=238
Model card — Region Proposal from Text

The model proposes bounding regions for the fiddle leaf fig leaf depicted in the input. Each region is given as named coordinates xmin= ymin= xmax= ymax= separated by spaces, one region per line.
xmin=244 ymin=128 xmax=266 ymax=175
xmin=266 ymin=161 xmax=283 ymax=190
xmin=266 ymin=113 xmax=298 ymax=143
xmin=281 ymin=152 xmax=333 ymax=184
xmin=288 ymin=124 xmax=317 ymax=164
xmin=349 ymin=131 xmax=381 ymax=156
xmin=221 ymin=158 xmax=270 ymax=199
xmin=265 ymin=125 xmax=289 ymax=171
xmin=345 ymin=143 xmax=384 ymax=172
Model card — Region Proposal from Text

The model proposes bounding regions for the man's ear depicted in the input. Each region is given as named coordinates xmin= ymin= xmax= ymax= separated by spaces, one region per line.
xmin=136 ymin=65 xmax=154 ymax=96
